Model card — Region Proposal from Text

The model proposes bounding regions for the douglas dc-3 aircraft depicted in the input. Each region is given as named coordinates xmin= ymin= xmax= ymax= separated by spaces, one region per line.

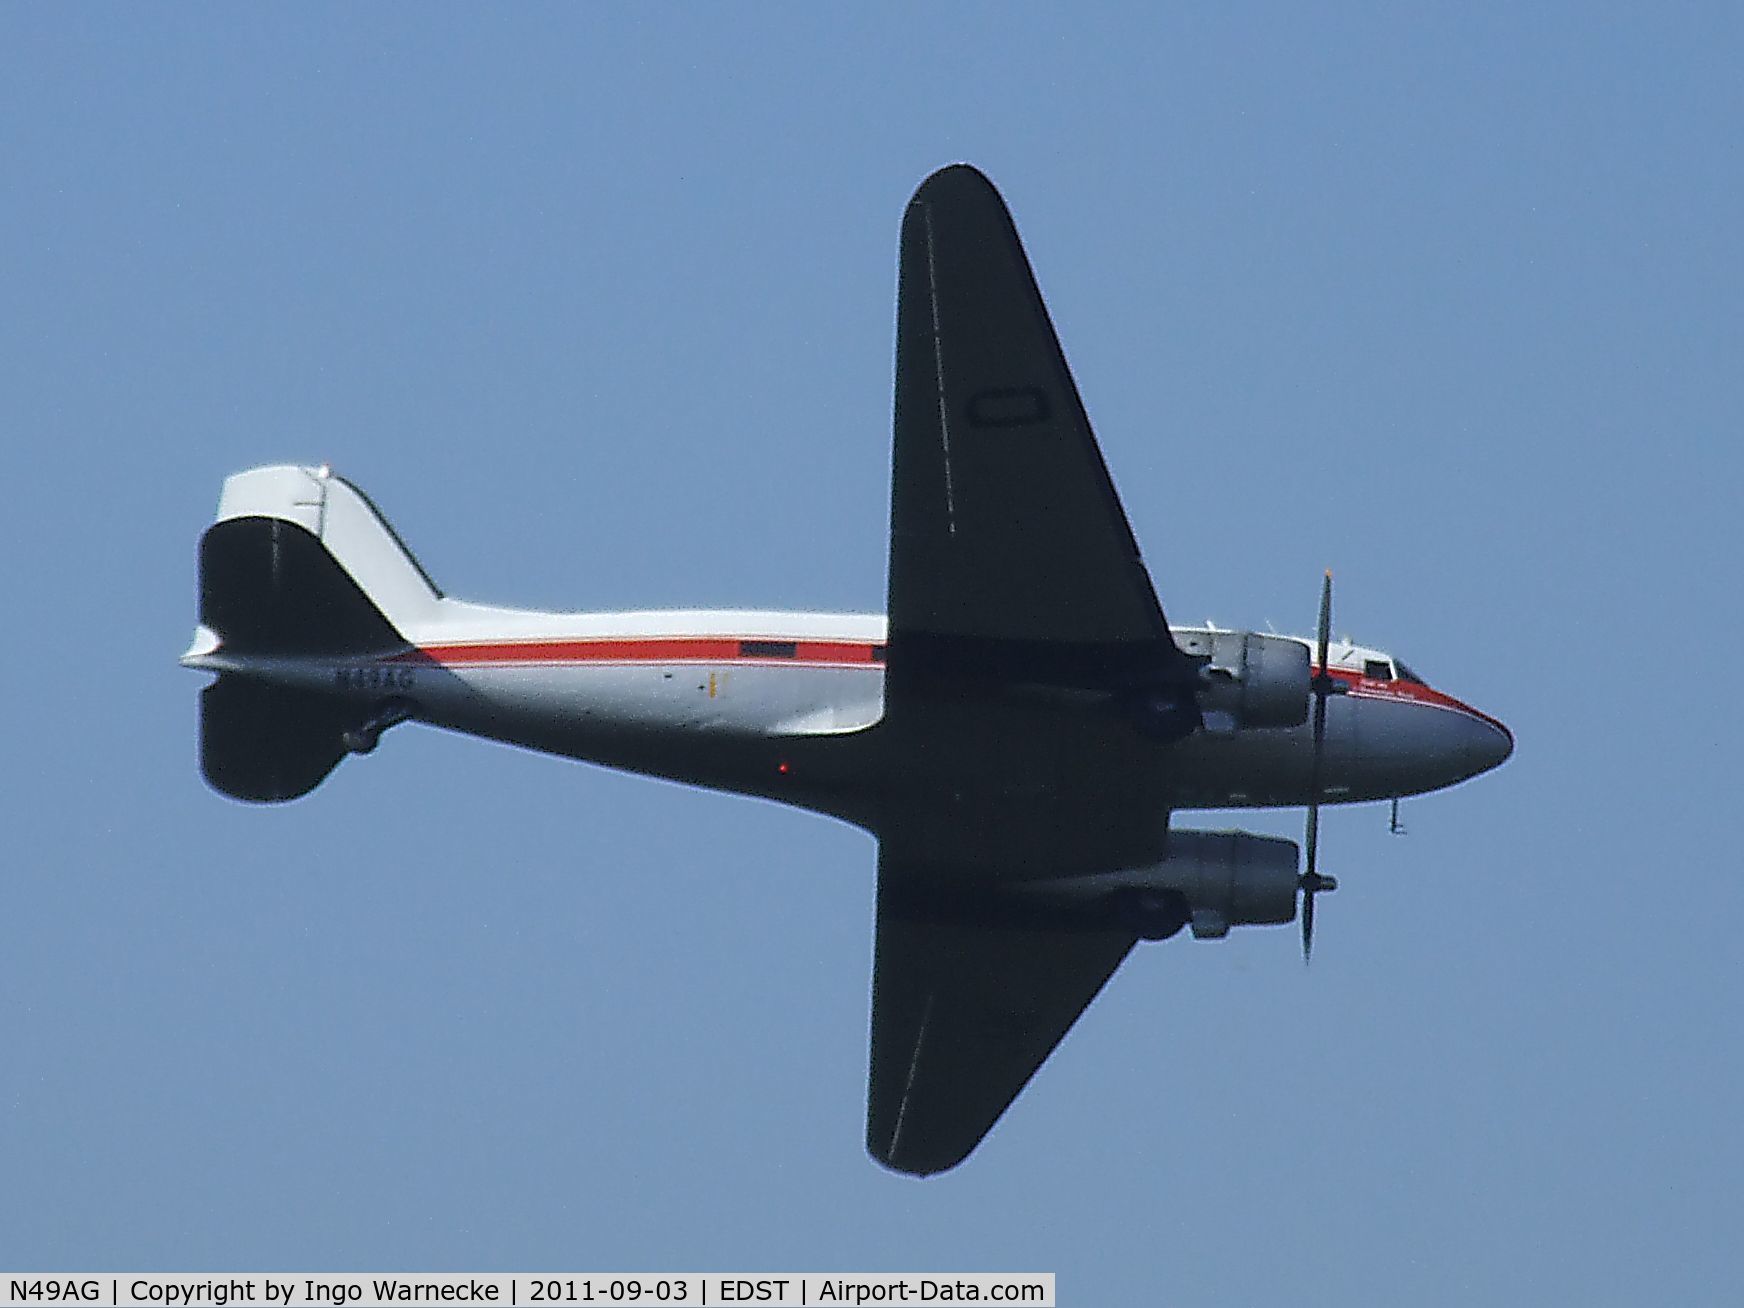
xmin=184 ymin=165 xmax=1512 ymax=1176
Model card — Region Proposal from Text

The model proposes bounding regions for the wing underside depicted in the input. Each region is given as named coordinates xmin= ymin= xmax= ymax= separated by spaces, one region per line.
xmin=868 ymin=855 xmax=1137 ymax=1176
xmin=886 ymin=164 xmax=1196 ymax=698
xmin=866 ymin=165 xmax=1182 ymax=1174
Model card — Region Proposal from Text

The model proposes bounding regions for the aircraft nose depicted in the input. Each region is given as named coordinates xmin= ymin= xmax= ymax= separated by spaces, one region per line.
xmin=1475 ymin=715 xmax=1513 ymax=771
xmin=1451 ymin=704 xmax=1513 ymax=777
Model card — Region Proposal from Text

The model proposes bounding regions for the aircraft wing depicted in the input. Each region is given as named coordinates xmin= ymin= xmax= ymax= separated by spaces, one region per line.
xmin=868 ymin=851 xmax=1137 ymax=1176
xmin=887 ymin=164 xmax=1196 ymax=695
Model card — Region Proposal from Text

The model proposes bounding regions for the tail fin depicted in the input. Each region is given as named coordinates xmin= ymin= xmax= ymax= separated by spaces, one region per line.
xmin=199 ymin=464 xmax=443 ymax=645
xmin=190 ymin=465 xmax=442 ymax=802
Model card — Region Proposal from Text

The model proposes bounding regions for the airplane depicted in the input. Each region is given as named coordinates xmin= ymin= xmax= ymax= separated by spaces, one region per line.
xmin=183 ymin=164 xmax=1512 ymax=1176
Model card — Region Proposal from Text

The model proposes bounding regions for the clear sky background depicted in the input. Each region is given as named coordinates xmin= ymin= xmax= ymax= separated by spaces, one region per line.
xmin=4 ymin=5 xmax=1740 ymax=1302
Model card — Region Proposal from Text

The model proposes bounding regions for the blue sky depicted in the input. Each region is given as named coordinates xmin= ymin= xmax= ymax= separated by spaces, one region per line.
xmin=3 ymin=5 xmax=1741 ymax=1302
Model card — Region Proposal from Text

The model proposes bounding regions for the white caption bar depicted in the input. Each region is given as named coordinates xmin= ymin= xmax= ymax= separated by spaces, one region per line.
xmin=0 ymin=1275 xmax=1055 ymax=1308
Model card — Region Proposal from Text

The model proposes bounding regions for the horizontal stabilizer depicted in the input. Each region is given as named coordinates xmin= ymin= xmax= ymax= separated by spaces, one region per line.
xmin=200 ymin=675 xmax=356 ymax=803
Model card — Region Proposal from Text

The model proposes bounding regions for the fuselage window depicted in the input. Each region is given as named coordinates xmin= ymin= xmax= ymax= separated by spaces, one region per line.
xmin=1363 ymin=659 xmax=1393 ymax=681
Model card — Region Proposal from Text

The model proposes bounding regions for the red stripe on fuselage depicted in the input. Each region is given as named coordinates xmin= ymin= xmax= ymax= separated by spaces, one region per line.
xmin=1321 ymin=666 xmax=1512 ymax=741
xmin=392 ymin=637 xmax=883 ymax=668
xmin=390 ymin=640 xmax=1507 ymax=739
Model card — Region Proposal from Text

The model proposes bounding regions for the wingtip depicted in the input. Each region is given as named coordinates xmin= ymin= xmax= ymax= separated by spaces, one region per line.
xmin=868 ymin=1142 xmax=967 ymax=1179
xmin=912 ymin=162 xmax=1002 ymax=206
xmin=927 ymin=160 xmax=992 ymax=182
xmin=867 ymin=1118 xmax=975 ymax=1178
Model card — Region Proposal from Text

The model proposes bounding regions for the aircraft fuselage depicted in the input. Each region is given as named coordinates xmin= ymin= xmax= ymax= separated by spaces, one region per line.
xmin=186 ymin=606 xmax=1512 ymax=833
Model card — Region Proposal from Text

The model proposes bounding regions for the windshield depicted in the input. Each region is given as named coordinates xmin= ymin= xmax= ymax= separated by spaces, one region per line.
xmin=1395 ymin=661 xmax=1427 ymax=685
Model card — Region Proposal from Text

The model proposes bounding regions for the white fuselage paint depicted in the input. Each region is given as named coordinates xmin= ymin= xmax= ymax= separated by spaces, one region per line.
xmin=190 ymin=603 xmax=1513 ymax=831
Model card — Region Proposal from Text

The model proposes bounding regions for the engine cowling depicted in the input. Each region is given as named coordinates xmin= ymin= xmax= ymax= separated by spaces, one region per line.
xmin=1175 ymin=630 xmax=1311 ymax=730
xmin=1140 ymin=829 xmax=1299 ymax=939
xmin=1005 ymin=830 xmax=1301 ymax=940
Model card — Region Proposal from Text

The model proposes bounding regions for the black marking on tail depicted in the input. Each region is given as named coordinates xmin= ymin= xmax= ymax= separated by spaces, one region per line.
xmin=200 ymin=516 xmax=404 ymax=655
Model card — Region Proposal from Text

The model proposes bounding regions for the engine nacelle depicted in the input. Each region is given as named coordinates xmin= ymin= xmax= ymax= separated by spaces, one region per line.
xmin=1006 ymin=830 xmax=1300 ymax=940
xmin=1175 ymin=630 xmax=1311 ymax=731
xmin=1145 ymin=829 xmax=1298 ymax=939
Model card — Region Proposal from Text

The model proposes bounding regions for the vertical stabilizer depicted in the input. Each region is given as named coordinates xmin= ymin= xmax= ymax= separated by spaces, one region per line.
xmin=209 ymin=465 xmax=443 ymax=636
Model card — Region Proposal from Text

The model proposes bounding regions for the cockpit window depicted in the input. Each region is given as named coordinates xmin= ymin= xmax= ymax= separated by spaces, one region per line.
xmin=1395 ymin=661 xmax=1426 ymax=685
xmin=1363 ymin=659 xmax=1393 ymax=681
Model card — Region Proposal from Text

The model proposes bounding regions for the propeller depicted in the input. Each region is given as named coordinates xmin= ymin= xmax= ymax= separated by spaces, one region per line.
xmin=1300 ymin=570 xmax=1340 ymax=961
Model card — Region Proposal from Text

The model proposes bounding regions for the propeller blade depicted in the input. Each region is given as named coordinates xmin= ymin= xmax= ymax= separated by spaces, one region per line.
xmin=1304 ymin=607 xmax=1329 ymax=893
xmin=1315 ymin=569 xmax=1333 ymax=683
xmin=1302 ymin=569 xmax=1334 ymax=964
